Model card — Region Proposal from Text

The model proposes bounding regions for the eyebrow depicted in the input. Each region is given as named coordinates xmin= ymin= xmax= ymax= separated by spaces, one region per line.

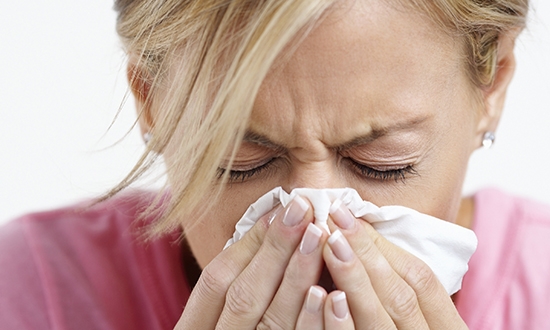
xmin=244 ymin=115 xmax=429 ymax=151
xmin=243 ymin=131 xmax=286 ymax=151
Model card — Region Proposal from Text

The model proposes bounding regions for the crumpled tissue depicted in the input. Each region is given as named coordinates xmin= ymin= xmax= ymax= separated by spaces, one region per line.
xmin=224 ymin=187 xmax=477 ymax=295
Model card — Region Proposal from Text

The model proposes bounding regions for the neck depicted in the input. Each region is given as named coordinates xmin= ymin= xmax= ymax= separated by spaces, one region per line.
xmin=455 ymin=196 xmax=475 ymax=229
xmin=181 ymin=238 xmax=202 ymax=289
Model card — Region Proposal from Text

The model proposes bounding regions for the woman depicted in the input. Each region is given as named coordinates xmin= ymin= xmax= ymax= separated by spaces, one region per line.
xmin=1 ymin=0 xmax=548 ymax=329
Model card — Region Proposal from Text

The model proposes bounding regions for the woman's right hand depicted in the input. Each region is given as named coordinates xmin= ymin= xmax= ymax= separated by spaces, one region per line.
xmin=174 ymin=196 xmax=344 ymax=329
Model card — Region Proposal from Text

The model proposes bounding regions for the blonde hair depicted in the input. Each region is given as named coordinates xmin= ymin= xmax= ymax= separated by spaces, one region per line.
xmin=111 ymin=0 xmax=529 ymax=236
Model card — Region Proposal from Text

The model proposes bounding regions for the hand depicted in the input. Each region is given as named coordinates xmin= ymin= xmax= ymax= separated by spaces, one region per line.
xmin=174 ymin=196 xmax=332 ymax=329
xmin=300 ymin=201 xmax=468 ymax=329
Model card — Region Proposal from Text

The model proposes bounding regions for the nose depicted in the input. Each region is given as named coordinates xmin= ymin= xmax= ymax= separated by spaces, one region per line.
xmin=283 ymin=159 xmax=344 ymax=191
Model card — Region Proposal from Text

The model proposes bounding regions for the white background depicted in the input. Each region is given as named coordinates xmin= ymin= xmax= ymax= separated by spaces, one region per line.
xmin=1 ymin=1 xmax=549 ymax=224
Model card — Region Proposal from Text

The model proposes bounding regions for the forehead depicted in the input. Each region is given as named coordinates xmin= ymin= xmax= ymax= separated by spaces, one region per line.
xmin=249 ymin=0 xmax=468 ymax=147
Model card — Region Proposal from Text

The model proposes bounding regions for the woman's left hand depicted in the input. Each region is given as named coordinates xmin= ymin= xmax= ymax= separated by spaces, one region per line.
xmin=296 ymin=202 xmax=468 ymax=329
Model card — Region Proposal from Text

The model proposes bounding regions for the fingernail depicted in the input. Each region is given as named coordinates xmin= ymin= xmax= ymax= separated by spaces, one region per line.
xmin=328 ymin=230 xmax=354 ymax=262
xmin=300 ymin=223 xmax=323 ymax=255
xmin=305 ymin=286 xmax=324 ymax=313
xmin=283 ymin=195 xmax=309 ymax=227
xmin=268 ymin=204 xmax=283 ymax=225
xmin=332 ymin=291 xmax=349 ymax=320
xmin=329 ymin=199 xmax=355 ymax=230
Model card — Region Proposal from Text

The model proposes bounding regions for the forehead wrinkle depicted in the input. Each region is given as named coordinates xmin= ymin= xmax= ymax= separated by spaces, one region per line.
xmin=246 ymin=0 xmax=463 ymax=160
xmin=332 ymin=115 xmax=431 ymax=150
xmin=244 ymin=114 xmax=429 ymax=153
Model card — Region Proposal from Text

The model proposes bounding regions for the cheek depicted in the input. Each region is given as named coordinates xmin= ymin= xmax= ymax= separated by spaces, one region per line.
xmin=426 ymin=137 xmax=472 ymax=222
xmin=348 ymin=133 xmax=474 ymax=222
xmin=392 ymin=135 xmax=473 ymax=221
xmin=184 ymin=185 xmax=271 ymax=268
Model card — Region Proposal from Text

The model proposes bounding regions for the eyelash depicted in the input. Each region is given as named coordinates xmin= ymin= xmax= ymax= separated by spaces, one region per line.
xmin=346 ymin=159 xmax=418 ymax=183
xmin=217 ymin=158 xmax=418 ymax=183
xmin=216 ymin=159 xmax=275 ymax=182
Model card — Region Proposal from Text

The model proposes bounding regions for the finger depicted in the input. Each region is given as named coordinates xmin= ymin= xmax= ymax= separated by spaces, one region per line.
xmin=174 ymin=204 xmax=282 ymax=330
xmin=324 ymin=291 xmax=355 ymax=329
xmin=329 ymin=203 xmax=429 ymax=329
xmin=295 ymin=285 xmax=326 ymax=330
xmin=329 ymin=201 xmax=462 ymax=329
xmin=360 ymin=223 xmax=466 ymax=329
xmin=216 ymin=195 xmax=314 ymax=329
xmin=323 ymin=230 xmax=396 ymax=329
xmin=260 ymin=223 xmax=327 ymax=328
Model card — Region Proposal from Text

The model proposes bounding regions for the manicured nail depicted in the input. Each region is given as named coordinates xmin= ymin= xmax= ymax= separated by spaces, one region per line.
xmin=329 ymin=199 xmax=355 ymax=230
xmin=332 ymin=291 xmax=349 ymax=320
xmin=268 ymin=204 xmax=283 ymax=225
xmin=283 ymin=195 xmax=309 ymax=227
xmin=328 ymin=230 xmax=354 ymax=262
xmin=300 ymin=223 xmax=323 ymax=255
xmin=305 ymin=286 xmax=324 ymax=313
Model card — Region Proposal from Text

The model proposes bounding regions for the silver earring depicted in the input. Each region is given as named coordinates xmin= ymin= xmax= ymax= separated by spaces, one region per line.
xmin=143 ymin=132 xmax=152 ymax=144
xmin=482 ymin=131 xmax=495 ymax=149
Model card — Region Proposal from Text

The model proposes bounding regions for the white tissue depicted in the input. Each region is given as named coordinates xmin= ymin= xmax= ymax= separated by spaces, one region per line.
xmin=224 ymin=187 xmax=477 ymax=295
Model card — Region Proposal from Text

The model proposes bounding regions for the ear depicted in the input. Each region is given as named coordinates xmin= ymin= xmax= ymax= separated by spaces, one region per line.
xmin=474 ymin=30 xmax=520 ymax=149
xmin=127 ymin=56 xmax=154 ymax=140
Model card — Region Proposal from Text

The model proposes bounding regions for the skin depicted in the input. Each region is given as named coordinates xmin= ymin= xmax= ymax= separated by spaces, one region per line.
xmin=169 ymin=0 xmax=515 ymax=270
xmin=131 ymin=0 xmax=518 ymax=328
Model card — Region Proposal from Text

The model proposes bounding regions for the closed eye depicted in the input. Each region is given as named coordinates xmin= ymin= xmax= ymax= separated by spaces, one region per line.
xmin=345 ymin=158 xmax=418 ymax=182
xmin=217 ymin=158 xmax=276 ymax=182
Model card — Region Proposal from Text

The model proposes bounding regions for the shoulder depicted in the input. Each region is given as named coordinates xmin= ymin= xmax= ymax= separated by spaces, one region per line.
xmin=469 ymin=187 xmax=550 ymax=272
xmin=474 ymin=187 xmax=550 ymax=227
xmin=0 ymin=191 xmax=161 ymax=267
xmin=0 ymin=191 xmax=188 ymax=329
xmin=0 ymin=212 xmax=51 ymax=328
xmin=458 ymin=187 xmax=550 ymax=329
xmin=14 ymin=190 xmax=161 ymax=236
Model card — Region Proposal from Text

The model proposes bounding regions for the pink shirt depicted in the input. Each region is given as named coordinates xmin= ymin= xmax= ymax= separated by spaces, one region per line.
xmin=1 ymin=188 xmax=549 ymax=329
xmin=455 ymin=188 xmax=550 ymax=329
xmin=0 ymin=192 xmax=190 ymax=329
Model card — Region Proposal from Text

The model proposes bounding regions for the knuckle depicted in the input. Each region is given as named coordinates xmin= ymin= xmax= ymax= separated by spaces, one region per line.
xmin=354 ymin=239 xmax=378 ymax=260
xmin=403 ymin=258 xmax=438 ymax=295
xmin=262 ymin=234 xmax=292 ymax=259
xmin=281 ymin=268 xmax=297 ymax=288
xmin=282 ymin=256 xmax=303 ymax=283
xmin=361 ymin=298 xmax=380 ymax=316
xmin=196 ymin=261 xmax=233 ymax=297
xmin=365 ymin=256 xmax=395 ymax=281
xmin=388 ymin=285 xmax=419 ymax=318
xmin=246 ymin=217 xmax=269 ymax=246
xmin=247 ymin=228 xmax=265 ymax=249
xmin=225 ymin=281 xmax=260 ymax=316
xmin=256 ymin=315 xmax=285 ymax=330
xmin=370 ymin=230 xmax=388 ymax=251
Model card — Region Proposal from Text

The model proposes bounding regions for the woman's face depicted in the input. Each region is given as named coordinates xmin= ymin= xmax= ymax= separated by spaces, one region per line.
xmin=172 ymin=0 xmax=488 ymax=268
